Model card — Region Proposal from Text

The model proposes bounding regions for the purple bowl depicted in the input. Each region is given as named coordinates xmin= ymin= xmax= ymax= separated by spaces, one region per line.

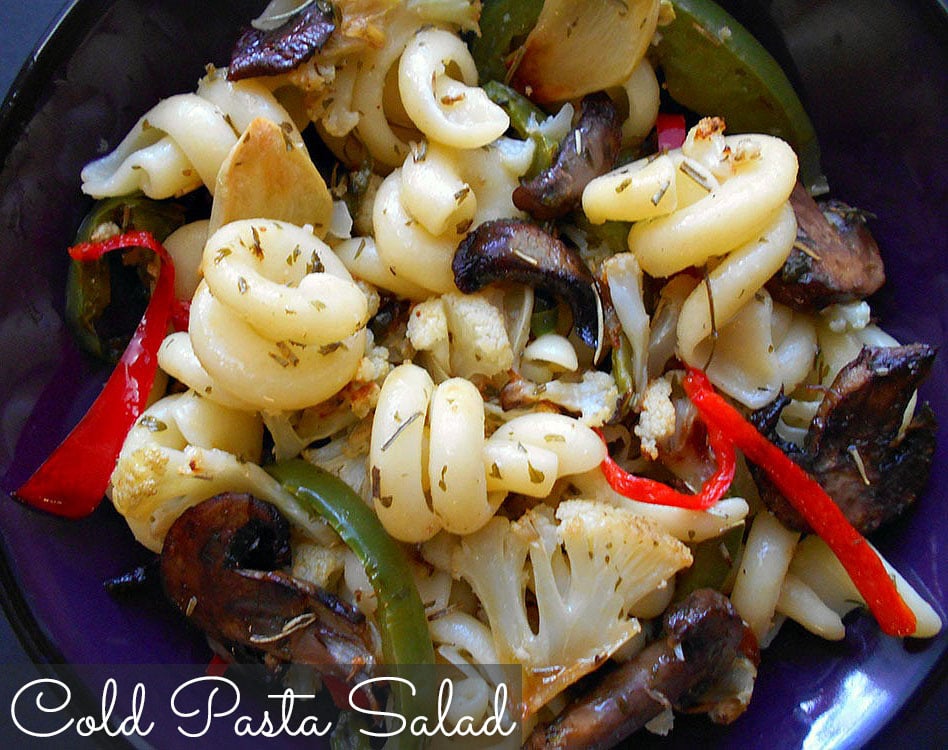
xmin=0 ymin=0 xmax=945 ymax=748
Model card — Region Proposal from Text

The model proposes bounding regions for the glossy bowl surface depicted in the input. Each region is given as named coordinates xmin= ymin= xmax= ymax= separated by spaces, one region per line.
xmin=0 ymin=1 xmax=945 ymax=747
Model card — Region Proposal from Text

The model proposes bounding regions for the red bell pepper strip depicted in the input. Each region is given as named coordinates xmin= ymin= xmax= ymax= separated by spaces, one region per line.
xmin=14 ymin=230 xmax=175 ymax=519
xmin=656 ymin=112 xmax=687 ymax=151
xmin=205 ymin=654 xmax=230 ymax=678
xmin=170 ymin=298 xmax=190 ymax=332
xmin=599 ymin=420 xmax=736 ymax=511
xmin=681 ymin=366 xmax=917 ymax=637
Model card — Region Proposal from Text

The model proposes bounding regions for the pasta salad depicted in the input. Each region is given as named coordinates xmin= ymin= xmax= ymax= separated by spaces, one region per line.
xmin=15 ymin=0 xmax=941 ymax=746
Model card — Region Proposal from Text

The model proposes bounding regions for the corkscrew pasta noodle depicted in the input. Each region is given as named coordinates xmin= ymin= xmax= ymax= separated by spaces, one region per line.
xmin=675 ymin=202 xmax=818 ymax=407
xmin=372 ymin=137 xmax=531 ymax=296
xmin=370 ymin=364 xmax=606 ymax=542
xmin=334 ymin=235 xmax=431 ymax=301
xmin=188 ymin=219 xmax=369 ymax=411
xmin=157 ymin=331 xmax=259 ymax=411
xmin=372 ymin=169 xmax=465 ymax=295
xmin=399 ymin=141 xmax=477 ymax=236
xmin=398 ymin=27 xmax=509 ymax=149
xmin=81 ymin=71 xmax=302 ymax=199
xmin=627 ymin=133 xmax=798 ymax=278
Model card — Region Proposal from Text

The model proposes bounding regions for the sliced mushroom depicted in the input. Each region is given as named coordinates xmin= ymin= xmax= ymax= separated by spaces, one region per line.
xmin=524 ymin=589 xmax=751 ymax=750
xmin=750 ymin=344 xmax=937 ymax=534
xmin=765 ymin=183 xmax=886 ymax=311
xmin=160 ymin=493 xmax=375 ymax=679
xmin=513 ymin=92 xmax=622 ymax=220
xmin=228 ymin=2 xmax=336 ymax=81
xmin=453 ymin=219 xmax=604 ymax=358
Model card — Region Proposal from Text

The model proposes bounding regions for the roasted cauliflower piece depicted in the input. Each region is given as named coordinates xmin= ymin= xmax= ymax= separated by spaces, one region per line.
xmin=452 ymin=499 xmax=692 ymax=716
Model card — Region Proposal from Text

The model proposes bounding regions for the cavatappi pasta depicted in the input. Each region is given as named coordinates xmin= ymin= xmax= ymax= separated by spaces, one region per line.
xmin=71 ymin=0 xmax=939 ymax=742
xmin=81 ymin=70 xmax=304 ymax=199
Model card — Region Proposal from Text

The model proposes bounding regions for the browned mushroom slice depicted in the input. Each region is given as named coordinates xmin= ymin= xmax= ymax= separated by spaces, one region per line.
xmin=766 ymin=182 xmax=886 ymax=311
xmin=750 ymin=344 xmax=937 ymax=535
xmin=228 ymin=2 xmax=335 ymax=81
xmin=513 ymin=92 xmax=622 ymax=220
xmin=453 ymin=219 xmax=604 ymax=357
xmin=160 ymin=493 xmax=374 ymax=679
xmin=524 ymin=589 xmax=751 ymax=750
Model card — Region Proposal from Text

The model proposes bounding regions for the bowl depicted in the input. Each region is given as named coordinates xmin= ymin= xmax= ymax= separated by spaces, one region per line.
xmin=0 ymin=0 xmax=945 ymax=747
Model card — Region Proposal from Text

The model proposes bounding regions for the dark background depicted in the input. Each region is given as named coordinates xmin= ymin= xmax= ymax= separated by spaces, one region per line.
xmin=0 ymin=9 xmax=130 ymax=750
xmin=0 ymin=1 xmax=944 ymax=748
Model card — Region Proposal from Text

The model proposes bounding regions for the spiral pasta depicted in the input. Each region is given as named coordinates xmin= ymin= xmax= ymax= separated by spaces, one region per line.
xmin=370 ymin=136 xmax=533 ymax=296
xmin=308 ymin=0 xmax=489 ymax=168
xmin=167 ymin=219 xmax=369 ymax=411
xmin=583 ymin=122 xmax=798 ymax=274
xmin=586 ymin=121 xmax=817 ymax=408
xmin=369 ymin=363 xmax=606 ymax=542
xmin=398 ymin=27 xmax=509 ymax=149
xmin=81 ymin=69 xmax=302 ymax=199
xmin=158 ymin=331 xmax=259 ymax=411
xmin=627 ymin=131 xmax=798 ymax=276
xmin=675 ymin=204 xmax=818 ymax=408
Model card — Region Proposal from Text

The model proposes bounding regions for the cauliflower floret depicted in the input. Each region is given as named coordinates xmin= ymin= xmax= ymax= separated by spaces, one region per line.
xmin=442 ymin=289 xmax=513 ymax=378
xmin=347 ymin=343 xmax=392 ymax=417
xmin=110 ymin=391 xmax=262 ymax=551
xmin=110 ymin=390 xmax=323 ymax=552
xmin=820 ymin=300 xmax=871 ymax=333
xmin=681 ymin=116 xmax=732 ymax=181
xmin=503 ymin=370 xmax=619 ymax=426
xmin=452 ymin=499 xmax=692 ymax=716
xmin=634 ymin=376 xmax=677 ymax=460
xmin=407 ymin=296 xmax=451 ymax=375
xmin=408 ymin=289 xmax=514 ymax=379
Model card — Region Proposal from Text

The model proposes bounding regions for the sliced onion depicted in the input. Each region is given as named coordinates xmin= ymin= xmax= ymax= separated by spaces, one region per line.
xmin=512 ymin=0 xmax=660 ymax=103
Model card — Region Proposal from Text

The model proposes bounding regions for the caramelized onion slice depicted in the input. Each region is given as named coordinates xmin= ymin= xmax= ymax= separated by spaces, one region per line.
xmin=511 ymin=0 xmax=661 ymax=103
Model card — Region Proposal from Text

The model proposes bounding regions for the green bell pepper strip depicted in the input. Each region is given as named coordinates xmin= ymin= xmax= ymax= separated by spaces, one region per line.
xmin=610 ymin=332 xmax=636 ymax=416
xmin=483 ymin=80 xmax=561 ymax=178
xmin=653 ymin=0 xmax=825 ymax=193
xmin=482 ymin=81 xmax=545 ymax=139
xmin=674 ymin=523 xmax=744 ymax=601
xmin=66 ymin=195 xmax=185 ymax=362
xmin=529 ymin=291 xmax=559 ymax=337
xmin=469 ymin=0 xmax=544 ymax=85
xmin=266 ymin=459 xmax=435 ymax=747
